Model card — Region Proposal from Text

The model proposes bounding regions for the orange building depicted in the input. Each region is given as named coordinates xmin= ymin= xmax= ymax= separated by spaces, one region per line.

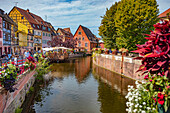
xmin=74 ymin=25 xmax=98 ymax=52
xmin=158 ymin=8 xmax=170 ymax=20
xmin=56 ymin=28 xmax=73 ymax=42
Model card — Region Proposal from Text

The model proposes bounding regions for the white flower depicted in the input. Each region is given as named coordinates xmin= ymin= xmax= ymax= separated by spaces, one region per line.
xmin=126 ymin=108 xmax=129 ymax=111
xmin=135 ymin=104 xmax=138 ymax=108
xmin=133 ymin=109 xmax=137 ymax=113
xmin=143 ymin=102 xmax=146 ymax=105
xmin=147 ymin=107 xmax=151 ymax=110
xmin=135 ymin=81 xmax=139 ymax=85
xmin=142 ymin=80 xmax=146 ymax=84
xmin=141 ymin=111 xmax=146 ymax=113
xmin=138 ymin=97 xmax=141 ymax=100
xmin=135 ymin=99 xmax=138 ymax=102
xmin=139 ymin=105 xmax=142 ymax=108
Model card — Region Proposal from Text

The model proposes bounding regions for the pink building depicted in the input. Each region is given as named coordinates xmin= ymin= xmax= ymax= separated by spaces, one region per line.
xmin=0 ymin=15 xmax=3 ymax=56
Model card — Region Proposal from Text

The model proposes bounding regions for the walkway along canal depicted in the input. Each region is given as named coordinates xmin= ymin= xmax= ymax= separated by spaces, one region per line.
xmin=21 ymin=56 xmax=135 ymax=113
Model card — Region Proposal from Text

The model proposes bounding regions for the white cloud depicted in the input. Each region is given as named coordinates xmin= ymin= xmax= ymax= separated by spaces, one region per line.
xmin=0 ymin=0 xmax=169 ymax=37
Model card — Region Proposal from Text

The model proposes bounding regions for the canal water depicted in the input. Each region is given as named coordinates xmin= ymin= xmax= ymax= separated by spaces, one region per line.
xmin=21 ymin=56 xmax=135 ymax=113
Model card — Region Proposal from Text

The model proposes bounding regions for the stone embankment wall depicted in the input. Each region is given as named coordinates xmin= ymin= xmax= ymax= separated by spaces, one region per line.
xmin=0 ymin=70 xmax=36 ymax=113
xmin=93 ymin=54 xmax=143 ymax=81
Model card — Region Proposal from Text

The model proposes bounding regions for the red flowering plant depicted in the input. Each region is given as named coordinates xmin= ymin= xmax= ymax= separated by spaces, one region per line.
xmin=126 ymin=19 xmax=170 ymax=112
xmin=143 ymin=72 xmax=170 ymax=111
xmin=23 ymin=56 xmax=36 ymax=71
xmin=131 ymin=19 xmax=170 ymax=77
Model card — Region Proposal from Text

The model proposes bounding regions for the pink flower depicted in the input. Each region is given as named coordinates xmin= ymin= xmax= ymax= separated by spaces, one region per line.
xmin=144 ymin=75 xmax=149 ymax=79
xmin=166 ymin=86 xmax=170 ymax=89
xmin=149 ymin=79 xmax=153 ymax=82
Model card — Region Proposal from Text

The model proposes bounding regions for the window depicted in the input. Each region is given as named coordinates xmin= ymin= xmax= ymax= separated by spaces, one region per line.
xmin=37 ymin=25 xmax=39 ymax=28
xmin=34 ymin=31 xmax=36 ymax=35
xmin=58 ymin=33 xmax=61 ymax=35
xmin=43 ymin=32 xmax=45 ymax=36
xmin=42 ymin=40 xmax=46 ymax=44
xmin=21 ymin=16 xmax=24 ymax=19
xmin=78 ymin=32 xmax=81 ymax=35
xmin=30 ymin=36 xmax=33 ymax=40
xmin=48 ymin=27 xmax=50 ymax=31
xmin=49 ymin=34 xmax=51 ymax=37
xmin=46 ymin=33 xmax=47 ymax=36
xmin=43 ymin=26 xmax=46 ymax=30
xmin=79 ymin=38 xmax=81 ymax=40
xmin=30 ymin=43 xmax=33 ymax=47
xmin=33 ymin=24 xmax=35 ymax=28
xmin=27 ymin=35 xmax=29 ymax=40
xmin=79 ymin=43 xmax=81 ymax=47
xmin=85 ymin=43 xmax=88 ymax=47
xmin=82 ymin=37 xmax=84 ymax=40
xmin=38 ymin=32 xmax=41 ymax=36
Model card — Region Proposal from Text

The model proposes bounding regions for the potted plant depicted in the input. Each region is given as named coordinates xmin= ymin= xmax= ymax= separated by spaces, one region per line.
xmin=119 ymin=48 xmax=128 ymax=56
xmin=0 ymin=63 xmax=19 ymax=92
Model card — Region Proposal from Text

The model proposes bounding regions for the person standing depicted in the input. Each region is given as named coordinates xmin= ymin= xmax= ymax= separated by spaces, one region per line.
xmin=24 ymin=50 xmax=30 ymax=58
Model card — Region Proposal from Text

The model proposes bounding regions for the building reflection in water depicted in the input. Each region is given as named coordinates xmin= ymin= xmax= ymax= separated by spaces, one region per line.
xmin=93 ymin=64 xmax=136 ymax=113
xmin=75 ymin=57 xmax=91 ymax=83
xmin=92 ymin=63 xmax=135 ymax=96
xmin=50 ymin=57 xmax=91 ymax=84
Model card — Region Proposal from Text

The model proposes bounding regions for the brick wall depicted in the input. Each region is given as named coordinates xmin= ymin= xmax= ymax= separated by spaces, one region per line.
xmin=0 ymin=70 xmax=36 ymax=113
xmin=93 ymin=54 xmax=143 ymax=81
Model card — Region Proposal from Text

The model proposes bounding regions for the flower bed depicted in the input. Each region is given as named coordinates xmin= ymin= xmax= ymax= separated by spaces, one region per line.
xmin=126 ymin=19 xmax=170 ymax=113
xmin=0 ymin=56 xmax=36 ymax=93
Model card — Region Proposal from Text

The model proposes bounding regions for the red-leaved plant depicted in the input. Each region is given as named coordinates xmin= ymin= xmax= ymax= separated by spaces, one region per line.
xmin=132 ymin=19 xmax=170 ymax=78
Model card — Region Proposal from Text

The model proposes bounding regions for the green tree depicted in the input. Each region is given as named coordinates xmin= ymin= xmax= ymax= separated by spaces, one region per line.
xmin=98 ymin=2 xmax=120 ymax=49
xmin=99 ymin=0 xmax=159 ymax=51
xmin=115 ymin=0 xmax=159 ymax=51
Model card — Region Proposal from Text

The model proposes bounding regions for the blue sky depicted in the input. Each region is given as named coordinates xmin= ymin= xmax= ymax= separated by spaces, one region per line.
xmin=0 ymin=0 xmax=169 ymax=37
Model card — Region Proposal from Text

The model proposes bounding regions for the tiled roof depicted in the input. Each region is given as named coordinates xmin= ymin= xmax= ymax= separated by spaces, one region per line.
xmin=15 ymin=7 xmax=38 ymax=24
xmin=0 ymin=9 xmax=17 ymax=26
xmin=4 ymin=14 xmax=17 ymax=26
xmin=80 ymin=25 xmax=98 ymax=43
xmin=13 ymin=7 xmax=56 ymax=32
xmin=57 ymin=28 xmax=73 ymax=38
xmin=158 ymin=8 xmax=170 ymax=18
xmin=63 ymin=28 xmax=71 ymax=33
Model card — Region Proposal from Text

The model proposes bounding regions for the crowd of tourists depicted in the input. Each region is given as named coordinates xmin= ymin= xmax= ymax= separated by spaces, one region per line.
xmin=0 ymin=49 xmax=44 ymax=66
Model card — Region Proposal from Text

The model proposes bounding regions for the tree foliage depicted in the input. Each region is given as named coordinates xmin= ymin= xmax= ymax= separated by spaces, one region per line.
xmin=99 ymin=0 xmax=159 ymax=51
xmin=47 ymin=35 xmax=77 ymax=49
xmin=99 ymin=2 xmax=120 ymax=49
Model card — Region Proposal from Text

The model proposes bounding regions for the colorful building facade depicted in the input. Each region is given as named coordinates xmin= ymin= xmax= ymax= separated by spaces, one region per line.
xmin=56 ymin=28 xmax=73 ymax=42
xmin=74 ymin=25 xmax=98 ymax=52
xmin=9 ymin=6 xmax=54 ymax=52
xmin=0 ymin=9 xmax=17 ymax=56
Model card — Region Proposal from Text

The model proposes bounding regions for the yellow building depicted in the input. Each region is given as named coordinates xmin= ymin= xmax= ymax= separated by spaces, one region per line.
xmin=17 ymin=22 xmax=28 ymax=47
xmin=9 ymin=6 xmax=51 ymax=51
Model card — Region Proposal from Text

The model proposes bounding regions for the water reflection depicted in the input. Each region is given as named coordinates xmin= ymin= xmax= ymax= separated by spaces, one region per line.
xmin=93 ymin=64 xmax=135 ymax=96
xmin=21 ymin=57 xmax=135 ymax=113
xmin=75 ymin=57 xmax=91 ymax=83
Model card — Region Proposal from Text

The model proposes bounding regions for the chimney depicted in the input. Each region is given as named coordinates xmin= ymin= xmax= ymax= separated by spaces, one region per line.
xmin=26 ymin=9 xmax=29 ymax=13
